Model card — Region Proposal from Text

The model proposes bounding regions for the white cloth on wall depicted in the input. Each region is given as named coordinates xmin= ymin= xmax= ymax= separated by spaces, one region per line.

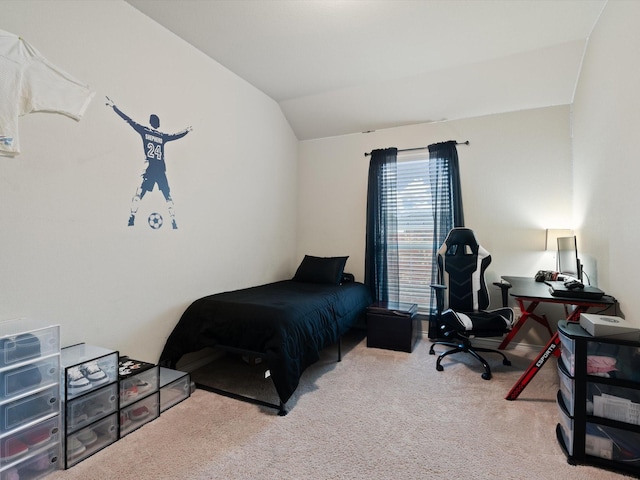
xmin=0 ymin=29 xmax=95 ymax=157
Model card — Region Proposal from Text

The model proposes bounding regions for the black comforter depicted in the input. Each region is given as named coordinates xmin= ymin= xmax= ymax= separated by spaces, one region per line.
xmin=159 ymin=280 xmax=372 ymax=404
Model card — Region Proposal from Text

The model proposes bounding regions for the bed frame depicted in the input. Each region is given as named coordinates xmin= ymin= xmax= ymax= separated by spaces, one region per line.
xmin=194 ymin=338 xmax=343 ymax=416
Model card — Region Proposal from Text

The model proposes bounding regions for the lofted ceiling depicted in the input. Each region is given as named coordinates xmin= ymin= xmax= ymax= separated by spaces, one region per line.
xmin=126 ymin=0 xmax=607 ymax=140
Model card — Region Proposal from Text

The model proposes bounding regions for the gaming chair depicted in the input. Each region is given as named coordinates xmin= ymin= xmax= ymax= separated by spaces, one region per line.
xmin=429 ymin=228 xmax=514 ymax=380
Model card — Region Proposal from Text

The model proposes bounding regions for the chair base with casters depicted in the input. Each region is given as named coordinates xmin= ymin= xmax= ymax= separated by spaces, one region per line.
xmin=429 ymin=308 xmax=513 ymax=380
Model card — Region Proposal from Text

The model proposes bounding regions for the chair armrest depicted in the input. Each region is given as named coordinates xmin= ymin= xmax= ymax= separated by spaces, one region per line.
xmin=430 ymin=284 xmax=447 ymax=315
xmin=429 ymin=284 xmax=447 ymax=340
xmin=493 ymin=281 xmax=512 ymax=307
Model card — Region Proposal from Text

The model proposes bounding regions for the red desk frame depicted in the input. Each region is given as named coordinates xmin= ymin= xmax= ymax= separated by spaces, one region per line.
xmin=498 ymin=276 xmax=615 ymax=400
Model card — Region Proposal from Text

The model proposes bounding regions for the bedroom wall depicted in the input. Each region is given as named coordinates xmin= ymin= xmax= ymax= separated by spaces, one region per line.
xmin=0 ymin=1 xmax=298 ymax=362
xmin=297 ymin=105 xmax=574 ymax=345
xmin=571 ymin=0 xmax=640 ymax=321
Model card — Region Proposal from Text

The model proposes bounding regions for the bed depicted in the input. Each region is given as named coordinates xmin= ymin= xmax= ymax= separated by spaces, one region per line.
xmin=159 ymin=256 xmax=373 ymax=415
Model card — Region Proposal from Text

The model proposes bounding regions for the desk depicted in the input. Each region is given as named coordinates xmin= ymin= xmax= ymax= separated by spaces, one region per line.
xmin=499 ymin=276 xmax=615 ymax=400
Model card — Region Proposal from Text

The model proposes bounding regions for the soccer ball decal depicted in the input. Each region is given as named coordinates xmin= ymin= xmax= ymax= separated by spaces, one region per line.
xmin=148 ymin=212 xmax=163 ymax=229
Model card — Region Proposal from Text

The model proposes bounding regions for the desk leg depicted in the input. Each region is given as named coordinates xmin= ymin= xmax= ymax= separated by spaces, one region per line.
xmin=567 ymin=306 xmax=589 ymax=323
xmin=505 ymin=332 xmax=561 ymax=401
xmin=499 ymin=299 xmax=553 ymax=349
xmin=499 ymin=299 xmax=536 ymax=349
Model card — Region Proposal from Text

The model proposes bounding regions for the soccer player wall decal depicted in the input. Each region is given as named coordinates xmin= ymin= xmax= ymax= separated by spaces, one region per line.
xmin=105 ymin=97 xmax=192 ymax=229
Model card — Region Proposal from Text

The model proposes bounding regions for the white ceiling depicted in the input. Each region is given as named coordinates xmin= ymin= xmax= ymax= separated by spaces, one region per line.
xmin=126 ymin=0 xmax=607 ymax=140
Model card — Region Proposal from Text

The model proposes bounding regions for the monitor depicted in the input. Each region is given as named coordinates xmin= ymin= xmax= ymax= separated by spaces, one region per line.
xmin=557 ymin=236 xmax=581 ymax=281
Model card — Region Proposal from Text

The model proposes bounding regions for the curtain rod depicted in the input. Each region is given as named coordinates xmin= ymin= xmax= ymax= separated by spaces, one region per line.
xmin=364 ymin=141 xmax=469 ymax=157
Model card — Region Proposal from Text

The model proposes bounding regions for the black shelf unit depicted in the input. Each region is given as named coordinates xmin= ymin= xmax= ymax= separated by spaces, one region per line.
xmin=556 ymin=320 xmax=640 ymax=477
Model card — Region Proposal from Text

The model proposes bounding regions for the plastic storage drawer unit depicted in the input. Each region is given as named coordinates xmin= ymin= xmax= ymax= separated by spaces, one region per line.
xmin=558 ymin=321 xmax=639 ymax=381
xmin=120 ymin=392 xmax=159 ymax=438
xmin=61 ymin=344 xmax=118 ymax=401
xmin=0 ymin=356 xmax=59 ymax=402
xmin=65 ymin=412 xmax=118 ymax=468
xmin=0 ymin=416 xmax=61 ymax=468
xmin=0 ymin=385 xmax=59 ymax=432
xmin=0 ymin=320 xmax=60 ymax=369
xmin=119 ymin=362 xmax=158 ymax=409
xmin=0 ymin=443 xmax=61 ymax=480
xmin=159 ymin=367 xmax=190 ymax=412
xmin=558 ymin=359 xmax=640 ymax=421
xmin=65 ymin=382 xmax=118 ymax=434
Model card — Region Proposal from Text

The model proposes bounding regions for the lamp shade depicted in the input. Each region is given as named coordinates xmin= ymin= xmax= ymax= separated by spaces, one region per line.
xmin=545 ymin=229 xmax=573 ymax=251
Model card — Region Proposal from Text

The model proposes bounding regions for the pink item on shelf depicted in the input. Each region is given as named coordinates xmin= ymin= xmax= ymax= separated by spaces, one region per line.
xmin=5 ymin=467 xmax=18 ymax=480
xmin=586 ymin=355 xmax=617 ymax=374
xmin=29 ymin=453 xmax=52 ymax=471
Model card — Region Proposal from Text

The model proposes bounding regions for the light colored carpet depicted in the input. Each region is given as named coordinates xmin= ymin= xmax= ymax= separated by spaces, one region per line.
xmin=48 ymin=332 xmax=633 ymax=479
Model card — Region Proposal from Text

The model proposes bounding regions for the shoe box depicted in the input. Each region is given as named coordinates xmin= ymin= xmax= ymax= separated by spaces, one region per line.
xmin=65 ymin=382 xmax=118 ymax=434
xmin=118 ymin=357 xmax=159 ymax=437
xmin=1 ymin=416 xmax=61 ymax=466
xmin=0 ymin=444 xmax=61 ymax=480
xmin=159 ymin=367 xmax=191 ymax=412
xmin=0 ymin=321 xmax=59 ymax=368
xmin=65 ymin=413 xmax=118 ymax=469
xmin=119 ymin=391 xmax=159 ymax=438
xmin=61 ymin=343 xmax=119 ymax=468
xmin=118 ymin=357 xmax=158 ymax=409
xmin=61 ymin=344 xmax=118 ymax=401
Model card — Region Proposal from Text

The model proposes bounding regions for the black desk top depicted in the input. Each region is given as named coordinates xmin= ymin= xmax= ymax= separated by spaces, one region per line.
xmin=500 ymin=276 xmax=615 ymax=305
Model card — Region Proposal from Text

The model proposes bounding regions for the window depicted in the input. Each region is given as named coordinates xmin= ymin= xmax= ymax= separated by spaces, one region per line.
xmin=365 ymin=142 xmax=462 ymax=317
xmin=387 ymin=151 xmax=453 ymax=313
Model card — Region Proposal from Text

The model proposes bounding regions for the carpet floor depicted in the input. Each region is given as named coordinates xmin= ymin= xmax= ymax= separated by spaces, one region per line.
xmin=48 ymin=332 xmax=634 ymax=479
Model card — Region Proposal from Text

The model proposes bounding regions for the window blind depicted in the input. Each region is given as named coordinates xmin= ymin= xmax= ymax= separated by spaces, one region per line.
xmin=385 ymin=151 xmax=452 ymax=313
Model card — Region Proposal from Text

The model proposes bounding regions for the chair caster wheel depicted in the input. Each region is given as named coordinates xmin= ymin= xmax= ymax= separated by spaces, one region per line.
xmin=481 ymin=372 xmax=492 ymax=380
xmin=436 ymin=365 xmax=444 ymax=372
xmin=503 ymin=359 xmax=512 ymax=366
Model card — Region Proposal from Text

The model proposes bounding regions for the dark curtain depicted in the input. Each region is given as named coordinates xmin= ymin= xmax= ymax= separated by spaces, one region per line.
xmin=365 ymin=142 xmax=464 ymax=313
xmin=428 ymin=140 xmax=464 ymax=336
xmin=428 ymin=140 xmax=464 ymax=249
xmin=364 ymin=148 xmax=398 ymax=303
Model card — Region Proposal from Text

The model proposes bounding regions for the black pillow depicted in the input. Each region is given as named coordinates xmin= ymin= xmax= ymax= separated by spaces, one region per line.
xmin=293 ymin=255 xmax=349 ymax=285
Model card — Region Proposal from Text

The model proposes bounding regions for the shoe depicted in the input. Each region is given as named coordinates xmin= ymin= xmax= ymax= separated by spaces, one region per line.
xmin=68 ymin=410 xmax=88 ymax=429
xmin=4 ymin=468 xmax=18 ymax=480
xmin=120 ymin=385 xmax=138 ymax=403
xmin=22 ymin=427 xmax=52 ymax=448
xmin=67 ymin=366 xmax=92 ymax=394
xmin=128 ymin=214 xmax=135 ymax=226
xmin=2 ymin=365 xmax=42 ymax=397
xmin=12 ymin=363 xmax=43 ymax=392
xmin=76 ymin=429 xmax=98 ymax=447
xmin=14 ymin=334 xmax=41 ymax=363
xmin=66 ymin=437 xmax=86 ymax=457
xmin=133 ymin=378 xmax=153 ymax=394
xmin=85 ymin=402 xmax=107 ymax=420
xmin=129 ymin=405 xmax=150 ymax=421
xmin=29 ymin=452 xmax=53 ymax=471
xmin=120 ymin=411 xmax=132 ymax=429
xmin=1 ymin=334 xmax=41 ymax=366
xmin=0 ymin=338 xmax=15 ymax=366
xmin=171 ymin=219 xmax=178 ymax=230
xmin=80 ymin=361 xmax=109 ymax=386
xmin=2 ymin=439 xmax=28 ymax=461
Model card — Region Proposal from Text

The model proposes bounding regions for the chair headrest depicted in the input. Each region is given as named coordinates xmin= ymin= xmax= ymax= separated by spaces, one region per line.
xmin=444 ymin=228 xmax=479 ymax=254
